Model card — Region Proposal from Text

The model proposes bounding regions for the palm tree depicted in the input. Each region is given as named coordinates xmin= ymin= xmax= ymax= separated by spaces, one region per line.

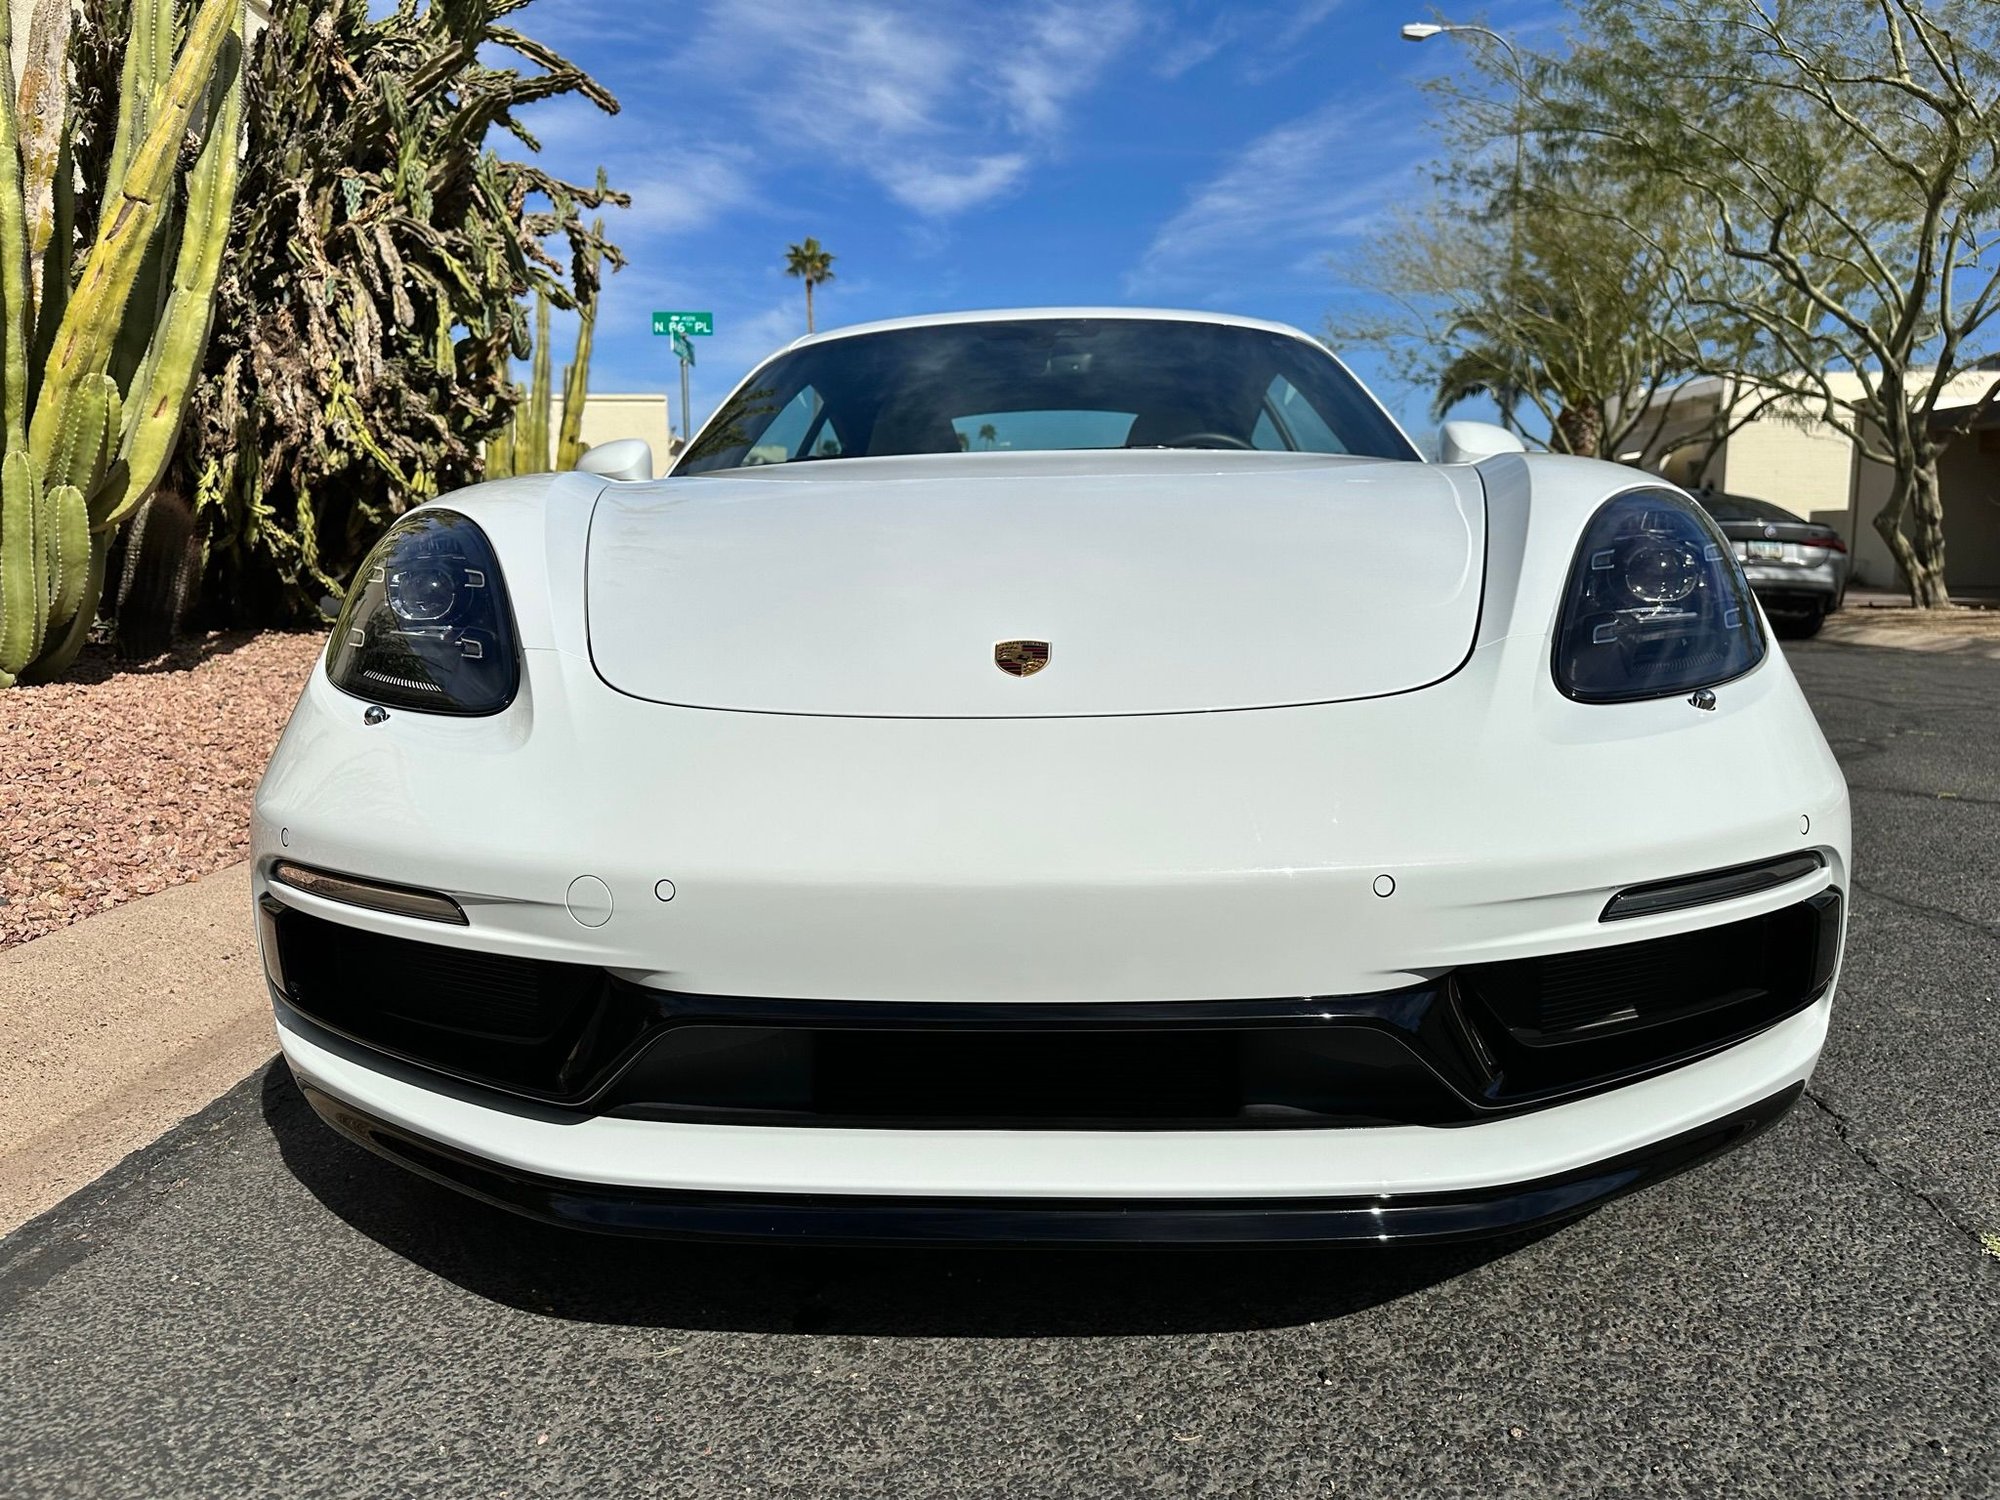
xmin=977 ymin=422 xmax=998 ymax=449
xmin=784 ymin=237 xmax=837 ymax=333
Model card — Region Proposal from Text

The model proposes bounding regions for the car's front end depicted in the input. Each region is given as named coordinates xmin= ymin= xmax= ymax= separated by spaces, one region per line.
xmin=254 ymin=312 xmax=1849 ymax=1245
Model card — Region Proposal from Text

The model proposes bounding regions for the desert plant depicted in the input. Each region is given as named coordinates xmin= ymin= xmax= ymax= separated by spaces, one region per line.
xmin=186 ymin=0 xmax=624 ymax=624
xmin=556 ymin=228 xmax=601 ymax=470
xmin=487 ymin=226 xmax=603 ymax=479
xmin=0 ymin=0 xmax=243 ymax=685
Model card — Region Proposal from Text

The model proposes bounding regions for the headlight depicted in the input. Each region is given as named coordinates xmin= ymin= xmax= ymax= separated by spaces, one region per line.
xmin=1553 ymin=488 xmax=1764 ymax=703
xmin=325 ymin=510 xmax=519 ymax=715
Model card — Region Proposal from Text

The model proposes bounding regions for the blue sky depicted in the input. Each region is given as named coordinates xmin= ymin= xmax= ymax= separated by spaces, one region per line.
xmin=511 ymin=0 xmax=1545 ymax=441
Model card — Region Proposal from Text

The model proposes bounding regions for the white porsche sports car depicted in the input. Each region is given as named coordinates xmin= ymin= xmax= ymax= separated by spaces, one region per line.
xmin=254 ymin=309 xmax=1850 ymax=1245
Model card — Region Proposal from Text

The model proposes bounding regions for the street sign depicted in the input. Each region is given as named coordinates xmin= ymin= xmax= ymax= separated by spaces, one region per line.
xmin=652 ymin=310 xmax=713 ymax=337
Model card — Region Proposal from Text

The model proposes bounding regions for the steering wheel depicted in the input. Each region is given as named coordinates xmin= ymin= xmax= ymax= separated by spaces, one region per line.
xmin=1150 ymin=431 xmax=1255 ymax=450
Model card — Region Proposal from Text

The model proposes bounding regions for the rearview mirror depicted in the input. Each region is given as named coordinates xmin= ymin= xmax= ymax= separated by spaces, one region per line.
xmin=574 ymin=438 xmax=653 ymax=482
xmin=1438 ymin=420 xmax=1526 ymax=465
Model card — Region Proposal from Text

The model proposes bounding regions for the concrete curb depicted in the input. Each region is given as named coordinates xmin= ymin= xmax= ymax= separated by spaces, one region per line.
xmin=0 ymin=861 xmax=273 ymax=1234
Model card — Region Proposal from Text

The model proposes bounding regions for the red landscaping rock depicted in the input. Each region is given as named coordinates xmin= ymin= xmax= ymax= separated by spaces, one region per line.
xmin=0 ymin=632 xmax=325 ymax=950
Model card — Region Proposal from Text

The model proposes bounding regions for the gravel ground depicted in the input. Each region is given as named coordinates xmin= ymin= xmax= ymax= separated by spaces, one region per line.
xmin=0 ymin=632 xmax=323 ymax=951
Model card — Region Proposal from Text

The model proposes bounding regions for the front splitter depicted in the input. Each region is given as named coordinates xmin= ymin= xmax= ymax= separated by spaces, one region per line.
xmin=299 ymin=1078 xmax=1803 ymax=1247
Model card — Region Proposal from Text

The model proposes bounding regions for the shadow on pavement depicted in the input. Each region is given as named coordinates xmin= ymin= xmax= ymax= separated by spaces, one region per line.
xmin=258 ymin=1059 xmax=1560 ymax=1338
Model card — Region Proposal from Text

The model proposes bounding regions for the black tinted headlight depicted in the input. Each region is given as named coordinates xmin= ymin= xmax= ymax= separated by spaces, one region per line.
xmin=325 ymin=511 xmax=519 ymax=715
xmin=1554 ymin=489 xmax=1764 ymax=703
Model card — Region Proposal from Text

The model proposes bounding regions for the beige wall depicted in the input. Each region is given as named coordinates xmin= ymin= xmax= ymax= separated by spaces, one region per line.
xmin=1711 ymin=413 xmax=1857 ymax=531
xmin=1635 ymin=369 xmax=2000 ymax=591
xmin=546 ymin=393 xmax=673 ymax=478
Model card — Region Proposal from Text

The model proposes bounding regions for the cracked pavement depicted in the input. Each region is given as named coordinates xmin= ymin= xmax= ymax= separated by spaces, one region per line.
xmin=2 ymin=640 xmax=1997 ymax=1498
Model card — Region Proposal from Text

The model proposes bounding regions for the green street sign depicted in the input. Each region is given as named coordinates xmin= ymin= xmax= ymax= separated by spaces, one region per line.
xmin=652 ymin=310 xmax=713 ymax=337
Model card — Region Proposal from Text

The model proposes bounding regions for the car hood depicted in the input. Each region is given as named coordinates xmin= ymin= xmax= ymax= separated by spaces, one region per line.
xmin=584 ymin=451 xmax=1485 ymax=717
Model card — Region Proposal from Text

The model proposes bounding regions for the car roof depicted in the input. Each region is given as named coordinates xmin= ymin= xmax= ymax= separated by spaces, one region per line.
xmin=782 ymin=307 xmax=1321 ymax=353
xmin=1698 ymin=490 xmax=1810 ymax=526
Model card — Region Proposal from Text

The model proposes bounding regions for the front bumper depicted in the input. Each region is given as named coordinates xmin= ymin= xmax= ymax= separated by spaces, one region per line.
xmin=274 ymin=980 xmax=1830 ymax=1238
xmin=297 ymin=1072 xmax=1806 ymax=1245
xmin=255 ymin=636 xmax=1850 ymax=1005
xmin=257 ymin=620 xmax=1849 ymax=1240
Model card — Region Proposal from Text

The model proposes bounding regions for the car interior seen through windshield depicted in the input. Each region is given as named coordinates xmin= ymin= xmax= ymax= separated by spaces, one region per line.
xmin=674 ymin=318 xmax=1419 ymax=474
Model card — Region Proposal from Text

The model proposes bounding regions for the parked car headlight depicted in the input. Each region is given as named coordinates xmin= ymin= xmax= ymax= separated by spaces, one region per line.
xmin=325 ymin=511 xmax=519 ymax=715
xmin=1553 ymin=488 xmax=1765 ymax=703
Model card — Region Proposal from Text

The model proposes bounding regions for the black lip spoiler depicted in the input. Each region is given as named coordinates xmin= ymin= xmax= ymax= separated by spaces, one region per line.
xmin=297 ymin=1079 xmax=1803 ymax=1248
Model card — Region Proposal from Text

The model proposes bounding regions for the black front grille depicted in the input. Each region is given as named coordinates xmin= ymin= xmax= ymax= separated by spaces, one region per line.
xmin=604 ymin=1020 xmax=1466 ymax=1128
xmin=268 ymin=890 xmax=1842 ymax=1128
xmin=271 ymin=906 xmax=649 ymax=1097
xmin=1455 ymin=890 xmax=1841 ymax=1101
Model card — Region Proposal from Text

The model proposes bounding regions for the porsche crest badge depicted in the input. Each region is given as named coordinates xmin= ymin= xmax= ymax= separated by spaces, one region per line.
xmin=994 ymin=639 xmax=1051 ymax=678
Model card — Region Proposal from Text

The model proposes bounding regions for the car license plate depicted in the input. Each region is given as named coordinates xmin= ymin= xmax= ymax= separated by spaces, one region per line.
xmin=1745 ymin=540 xmax=1784 ymax=561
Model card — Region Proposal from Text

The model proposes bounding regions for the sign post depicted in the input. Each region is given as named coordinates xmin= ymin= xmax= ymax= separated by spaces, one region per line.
xmin=652 ymin=312 xmax=714 ymax=446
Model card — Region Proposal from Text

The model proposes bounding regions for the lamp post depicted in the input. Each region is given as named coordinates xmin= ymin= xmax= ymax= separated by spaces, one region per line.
xmin=1401 ymin=20 xmax=1526 ymax=242
xmin=1403 ymin=19 xmax=1529 ymax=432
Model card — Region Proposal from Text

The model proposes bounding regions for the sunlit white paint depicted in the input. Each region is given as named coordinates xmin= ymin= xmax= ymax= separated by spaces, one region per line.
xmin=252 ymin=313 xmax=1851 ymax=1209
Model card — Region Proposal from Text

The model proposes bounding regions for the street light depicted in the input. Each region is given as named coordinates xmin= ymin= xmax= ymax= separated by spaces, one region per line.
xmin=1403 ymin=18 xmax=1529 ymax=432
xmin=1398 ymin=20 xmax=1527 ymax=239
xmin=1400 ymin=20 xmax=1519 ymax=67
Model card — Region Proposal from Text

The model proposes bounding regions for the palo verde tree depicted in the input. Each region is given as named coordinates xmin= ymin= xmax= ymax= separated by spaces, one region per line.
xmin=1332 ymin=187 xmax=1745 ymax=461
xmin=1525 ymin=0 xmax=2000 ymax=607
xmin=185 ymin=0 xmax=625 ymax=625
xmin=1333 ymin=28 xmax=1773 ymax=466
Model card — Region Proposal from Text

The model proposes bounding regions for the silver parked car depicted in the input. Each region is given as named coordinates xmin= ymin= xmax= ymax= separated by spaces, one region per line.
xmin=1695 ymin=489 xmax=1849 ymax=637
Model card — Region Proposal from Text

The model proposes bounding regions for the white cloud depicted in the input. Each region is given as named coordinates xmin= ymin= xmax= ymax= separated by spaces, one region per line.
xmin=1126 ymin=98 xmax=1406 ymax=296
xmin=997 ymin=1 xmax=1145 ymax=137
xmin=697 ymin=0 xmax=1139 ymax=218
xmin=884 ymin=154 xmax=1029 ymax=217
xmin=1153 ymin=19 xmax=1237 ymax=80
xmin=1272 ymin=0 xmax=1347 ymax=50
xmin=609 ymin=151 xmax=761 ymax=239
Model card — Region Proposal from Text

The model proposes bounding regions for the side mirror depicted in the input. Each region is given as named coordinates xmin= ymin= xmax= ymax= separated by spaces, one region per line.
xmin=574 ymin=438 xmax=653 ymax=483
xmin=1438 ymin=420 xmax=1526 ymax=465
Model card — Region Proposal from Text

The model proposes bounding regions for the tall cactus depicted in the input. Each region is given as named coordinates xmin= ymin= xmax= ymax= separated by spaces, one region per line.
xmin=486 ymin=258 xmax=602 ymax=480
xmin=556 ymin=224 xmax=602 ymax=471
xmin=0 ymin=0 xmax=242 ymax=686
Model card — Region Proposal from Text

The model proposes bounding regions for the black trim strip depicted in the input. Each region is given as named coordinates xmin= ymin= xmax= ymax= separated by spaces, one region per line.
xmin=297 ymin=1079 xmax=1804 ymax=1246
xmin=1602 ymin=852 xmax=1826 ymax=922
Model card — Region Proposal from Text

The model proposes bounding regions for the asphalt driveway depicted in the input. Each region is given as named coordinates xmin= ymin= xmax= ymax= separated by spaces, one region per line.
xmin=3 ymin=640 xmax=1996 ymax=1498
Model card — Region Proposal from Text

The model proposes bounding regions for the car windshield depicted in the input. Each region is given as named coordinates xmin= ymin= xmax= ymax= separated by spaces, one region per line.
xmin=674 ymin=317 xmax=1418 ymax=474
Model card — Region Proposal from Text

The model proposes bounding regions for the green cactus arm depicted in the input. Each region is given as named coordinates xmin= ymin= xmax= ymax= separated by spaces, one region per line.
xmin=0 ymin=451 xmax=41 ymax=675
xmin=520 ymin=292 xmax=552 ymax=474
xmin=556 ymin=232 xmax=598 ymax=471
xmin=0 ymin=0 xmax=34 ymax=447
xmin=48 ymin=482 xmax=86 ymax=629
xmin=102 ymin=0 xmax=176 ymax=212
xmin=17 ymin=527 xmax=105 ymax=684
xmin=486 ymin=418 xmax=516 ymax=480
xmin=97 ymin=11 xmax=244 ymax=532
xmin=29 ymin=452 xmax=54 ymax=644
xmin=45 ymin=370 xmax=113 ymax=496
xmin=28 ymin=0 xmax=238 ymax=482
